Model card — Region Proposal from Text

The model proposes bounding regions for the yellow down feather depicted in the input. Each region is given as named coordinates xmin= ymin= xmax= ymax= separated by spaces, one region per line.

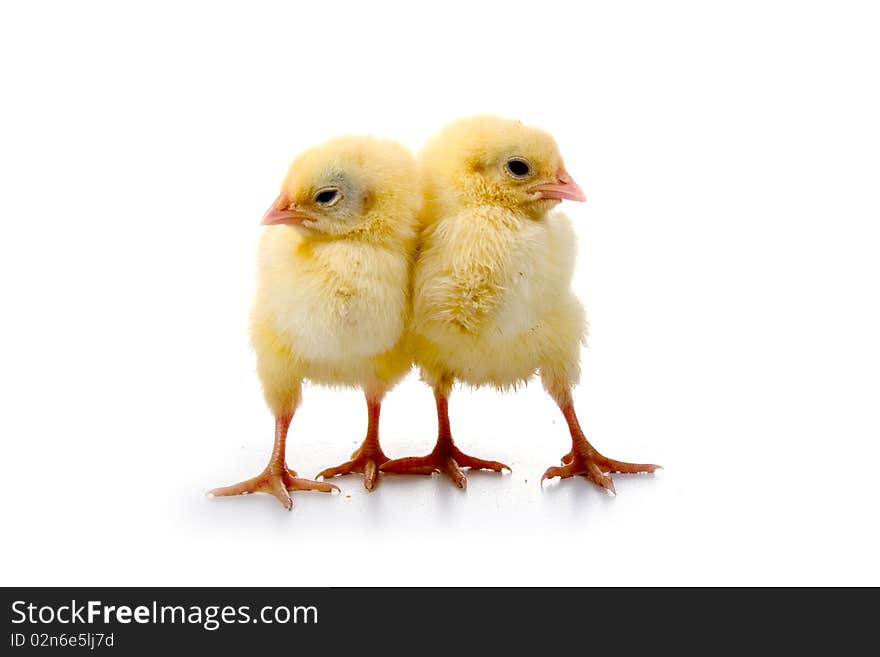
xmin=411 ymin=116 xmax=587 ymax=402
xmin=251 ymin=136 xmax=421 ymax=415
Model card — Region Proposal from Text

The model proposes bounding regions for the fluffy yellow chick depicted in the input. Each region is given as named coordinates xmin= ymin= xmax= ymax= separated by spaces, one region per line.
xmin=210 ymin=136 xmax=421 ymax=508
xmin=381 ymin=116 xmax=659 ymax=493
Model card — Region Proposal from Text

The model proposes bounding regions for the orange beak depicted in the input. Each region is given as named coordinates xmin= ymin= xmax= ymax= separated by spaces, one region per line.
xmin=528 ymin=166 xmax=586 ymax=202
xmin=261 ymin=194 xmax=309 ymax=226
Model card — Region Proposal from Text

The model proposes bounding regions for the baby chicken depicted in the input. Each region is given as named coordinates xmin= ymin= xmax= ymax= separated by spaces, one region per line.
xmin=381 ymin=116 xmax=658 ymax=493
xmin=210 ymin=136 xmax=421 ymax=508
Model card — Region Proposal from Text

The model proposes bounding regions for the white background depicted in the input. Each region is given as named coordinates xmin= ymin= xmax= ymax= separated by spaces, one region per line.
xmin=1 ymin=1 xmax=878 ymax=586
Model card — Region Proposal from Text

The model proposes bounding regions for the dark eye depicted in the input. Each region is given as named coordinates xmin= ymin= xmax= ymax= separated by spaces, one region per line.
xmin=315 ymin=188 xmax=340 ymax=206
xmin=505 ymin=158 xmax=532 ymax=178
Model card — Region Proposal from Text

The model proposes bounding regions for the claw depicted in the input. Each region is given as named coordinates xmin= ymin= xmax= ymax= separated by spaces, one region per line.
xmin=364 ymin=459 xmax=378 ymax=490
xmin=541 ymin=465 xmax=566 ymax=483
xmin=268 ymin=477 xmax=293 ymax=510
xmin=596 ymin=456 xmax=661 ymax=474
xmin=445 ymin=457 xmax=467 ymax=489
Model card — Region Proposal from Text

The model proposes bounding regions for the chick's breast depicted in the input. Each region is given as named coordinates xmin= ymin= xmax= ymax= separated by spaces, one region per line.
xmin=412 ymin=209 xmax=585 ymax=389
xmin=252 ymin=227 xmax=408 ymax=364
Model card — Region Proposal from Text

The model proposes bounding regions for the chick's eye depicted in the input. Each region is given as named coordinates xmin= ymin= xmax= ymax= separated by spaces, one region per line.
xmin=505 ymin=158 xmax=532 ymax=178
xmin=315 ymin=188 xmax=340 ymax=206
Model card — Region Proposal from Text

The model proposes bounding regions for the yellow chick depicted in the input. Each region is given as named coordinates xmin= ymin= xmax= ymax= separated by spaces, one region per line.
xmin=381 ymin=116 xmax=659 ymax=493
xmin=210 ymin=136 xmax=421 ymax=508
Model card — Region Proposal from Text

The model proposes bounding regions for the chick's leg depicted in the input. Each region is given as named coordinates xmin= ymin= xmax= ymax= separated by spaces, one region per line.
xmin=209 ymin=413 xmax=338 ymax=510
xmin=380 ymin=386 xmax=510 ymax=489
xmin=541 ymin=392 xmax=660 ymax=495
xmin=316 ymin=391 xmax=390 ymax=491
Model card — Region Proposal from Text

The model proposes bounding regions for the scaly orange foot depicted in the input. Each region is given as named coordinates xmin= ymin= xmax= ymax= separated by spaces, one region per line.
xmin=316 ymin=393 xmax=393 ymax=490
xmin=381 ymin=443 xmax=510 ymax=490
xmin=542 ymin=447 xmax=660 ymax=495
xmin=317 ymin=445 xmax=390 ymax=491
xmin=209 ymin=466 xmax=338 ymax=510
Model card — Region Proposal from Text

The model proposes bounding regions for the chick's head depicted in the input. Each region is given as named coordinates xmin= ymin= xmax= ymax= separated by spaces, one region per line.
xmin=421 ymin=116 xmax=585 ymax=219
xmin=262 ymin=136 xmax=421 ymax=244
